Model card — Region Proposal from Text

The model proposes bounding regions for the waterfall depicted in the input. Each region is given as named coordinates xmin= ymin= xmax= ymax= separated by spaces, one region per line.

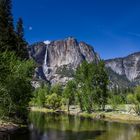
xmin=43 ymin=41 xmax=51 ymax=77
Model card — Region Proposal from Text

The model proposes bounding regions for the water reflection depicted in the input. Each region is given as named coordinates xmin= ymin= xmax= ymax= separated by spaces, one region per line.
xmin=28 ymin=112 xmax=106 ymax=140
xmin=6 ymin=112 xmax=140 ymax=140
xmin=29 ymin=129 xmax=105 ymax=140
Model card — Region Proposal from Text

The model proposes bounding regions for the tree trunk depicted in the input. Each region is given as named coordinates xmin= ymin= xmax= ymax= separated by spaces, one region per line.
xmin=67 ymin=100 xmax=70 ymax=112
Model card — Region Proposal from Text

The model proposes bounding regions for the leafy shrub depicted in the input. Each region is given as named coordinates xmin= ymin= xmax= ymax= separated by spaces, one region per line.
xmin=108 ymin=95 xmax=123 ymax=110
xmin=127 ymin=94 xmax=135 ymax=104
xmin=126 ymin=86 xmax=140 ymax=115
xmin=50 ymin=84 xmax=63 ymax=96
xmin=30 ymin=85 xmax=50 ymax=107
xmin=45 ymin=93 xmax=62 ymax=110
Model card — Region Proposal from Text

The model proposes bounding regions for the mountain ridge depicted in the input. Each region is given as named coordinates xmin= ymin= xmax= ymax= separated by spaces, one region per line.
xmin=106 ymin=52 xmax=140 ymax=62
xmin=29 ymin=37 xmax=140 ymax=88
xmin=105 ymin=51 xmax=140 ymax=85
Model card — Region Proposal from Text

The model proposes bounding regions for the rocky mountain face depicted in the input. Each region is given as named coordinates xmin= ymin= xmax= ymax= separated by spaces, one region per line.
xmin=30 ymin=37 xmax=100 ymax=85
xmin=105 ymin=52 xmax=140 ymax=86
xmin=106 ymin=67 xmax=132 ymax=89
xmin=30 ymin=37 xmax=140 ymax=88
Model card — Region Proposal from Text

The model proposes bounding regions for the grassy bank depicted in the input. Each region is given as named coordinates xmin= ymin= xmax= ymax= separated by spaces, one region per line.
xmin=79 ymin=112 xmax=140 ymax=124
xmin=31 ymin=106 xmax=140 ymax=124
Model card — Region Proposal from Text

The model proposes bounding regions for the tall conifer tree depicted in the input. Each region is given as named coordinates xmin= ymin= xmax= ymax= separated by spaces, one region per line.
xmin=0 ymin=0 xmax=16 ymax=52
xmin=16 ymin=18 xmax=24 ymax=38
xmin=16 ymin=18 xmax=29 ymax=59
xmin=0 ymin=0 xmax=29 ymax=59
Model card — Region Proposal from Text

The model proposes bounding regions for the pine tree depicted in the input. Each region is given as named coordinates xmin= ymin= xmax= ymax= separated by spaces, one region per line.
xmin=16 ymin=18 xmax=24 ymax=38
xmin=0 ymin=0 xmax=28 ymax=59
xmin=0 ymin=0 xmax=16 ymax=52
xmin=16 ymin=18 xmax=29 ymax=59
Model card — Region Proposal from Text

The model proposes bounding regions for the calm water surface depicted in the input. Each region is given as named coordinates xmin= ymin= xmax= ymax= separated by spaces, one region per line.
xmin=9 ymin=112 xmax=140 ymax=140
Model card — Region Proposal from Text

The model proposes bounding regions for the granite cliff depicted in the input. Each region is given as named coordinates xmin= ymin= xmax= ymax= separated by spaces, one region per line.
xmin=30 ymin=37 xmax=140 ymax=88
xmin=105 ymin=52 xmax=140 ymax=86
xmin=30 ymin=37 xmax=100 ymax=85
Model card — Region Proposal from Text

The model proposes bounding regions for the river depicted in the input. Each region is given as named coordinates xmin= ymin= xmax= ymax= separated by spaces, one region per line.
xmin=8 ymin=112 xmax=140 ymax=140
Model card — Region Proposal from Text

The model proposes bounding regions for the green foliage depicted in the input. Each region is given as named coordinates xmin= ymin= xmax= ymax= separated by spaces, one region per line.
xmin=75 ymin=61 xmax=94 ymax=112
xmin=0 ymin=0 xmax=29 ymax=60
xmin=134 ymin=86 xmax=140 ymax=103
xmin=15 ymin=18 xmax=29 ymax=60
xmin=110 ymin=86 xmax=134 ymax=104
xmin=75 ymin=60 xmax=109 ymax=112
xmin=0 ymin=0 xmax=16 ymax=52
xmin=126 ymin=86 xmax=140 ymax=115
xmin=63 ymin=80 xmax=76 ymax=111
xmin=49 ymin=84 xmax=65 ymax=110
xmin=16 ymin=18 xmax=24 ymax=38
xmin=131 ymin=88 xmax=140 ymax=115
xmin=30 ymin=83 xmax=64 ymax=111
xmin=50 ymin=84 xmax=63 ymax=96
xmin=0 ymin=0 xmax=32 ymax=121
xmin=108 ymin=94 xmax=123 ymax=110
xmin=30 ymin=85 xmax=50 ymax=107
xmin=127 ymin=93 xmax=135 ymax=104
xmin=93 ymin=61 xmax=109 ymax=110
xmin=45 ymin=93 xmax=62 ymax=110
xmin=0 ymin=52 xmax=35 ymax=119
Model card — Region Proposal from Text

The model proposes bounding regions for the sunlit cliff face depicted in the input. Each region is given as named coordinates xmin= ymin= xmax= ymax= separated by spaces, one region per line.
xmin=30 ymin=37 xmax=100 ymax=85
xmin=105 ymin=52 xmax=140 ymax=83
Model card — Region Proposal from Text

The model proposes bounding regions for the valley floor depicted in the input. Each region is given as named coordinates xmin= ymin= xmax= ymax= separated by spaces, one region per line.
xmin=31 ymin=106 xmax=140 ymax=124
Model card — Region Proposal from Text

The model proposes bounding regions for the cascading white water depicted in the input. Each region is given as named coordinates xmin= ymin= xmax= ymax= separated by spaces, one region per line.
xmin=43 ymin=41 xmax=51 ymax=77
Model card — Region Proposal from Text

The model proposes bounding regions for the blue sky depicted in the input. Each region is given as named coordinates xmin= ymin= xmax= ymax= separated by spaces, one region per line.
xmin=13 ymin=0 xmax=140 ymax=59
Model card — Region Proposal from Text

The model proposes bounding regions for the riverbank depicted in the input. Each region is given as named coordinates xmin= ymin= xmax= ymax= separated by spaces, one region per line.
xmin=0 ymin=120 xmax=18 ymax=139
xmin=0 ymin=119 xmax=27 ymax=139
xmin=31 ymin=106 xmax=140 ymax=124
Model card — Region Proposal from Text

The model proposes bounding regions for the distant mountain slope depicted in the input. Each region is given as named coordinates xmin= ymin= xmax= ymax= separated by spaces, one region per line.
xmin=106 ymin=67 xmax=132 ymax=89
xmin=105 ymin=52 xmax=140 ymax=86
